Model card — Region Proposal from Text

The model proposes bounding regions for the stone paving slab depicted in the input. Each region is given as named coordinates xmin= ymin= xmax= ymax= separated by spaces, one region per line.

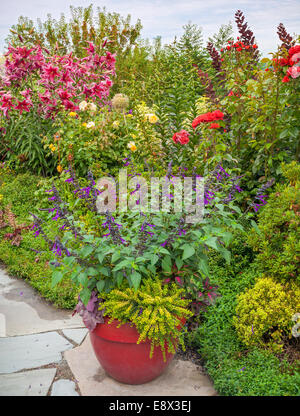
xmin=50 ymin=379 xmax=80 ymax=396
xmin=65 ymin=334 xmax=217 ymax=396
xmin=0 ymin=331 xmax=73 ymax=374
xmin=62 ymin=328 xmax=88 ymax=345
xmin=0 ymin=368 xmax=56 ymax=396
xmin=0 ymin=313 xmax=5 ymax=337
xmin=0 ymin=267 xmax=84 ymax=336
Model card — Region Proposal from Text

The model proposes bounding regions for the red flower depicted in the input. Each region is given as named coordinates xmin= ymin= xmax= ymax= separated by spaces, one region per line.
xmin=288 ymin=45 xmax=300 ymax=57
xmin=252 ymin=44 xmax=258 ymax=49
xmin=278 ymin=58 xmax=289 ymax=66
xmin=282 ymin=75 xmax=290 ymax=83
xmin=172 ymin=129 xmax=190 ymax=145
xmin=211 ymin=110 xmax=224 ymax=120
xmin=0 ymin=93 xmax=14 ymax=116
xmin=192 ymin=110 xmax=224 ymax=128
xmin=208 ymin=123 xmax=221 ymax=129
xmin=14 ymin=99 xmax=32 ymax=114
xmin=43 ymin=64 xmax=60 ymax=82
xmin=57 ymin=89 xmax=72 ymax=100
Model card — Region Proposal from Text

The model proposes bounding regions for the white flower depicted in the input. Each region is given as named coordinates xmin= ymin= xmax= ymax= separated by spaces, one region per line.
xmin=79 ymin=100 xmax=88 ymax=111
xmin=86 ymin=121 xmax=95 ymax=129
xmin=88 ymin=102 xmax=97 ymax=112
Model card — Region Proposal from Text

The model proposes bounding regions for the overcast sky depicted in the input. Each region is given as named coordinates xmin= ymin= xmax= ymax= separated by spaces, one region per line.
xmin=0 ymin=0 xmax=299 ymax=56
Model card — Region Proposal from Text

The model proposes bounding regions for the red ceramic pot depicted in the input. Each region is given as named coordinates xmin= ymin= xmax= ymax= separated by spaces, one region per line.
xmin=90 ymin=316 xmax=185 ymax=385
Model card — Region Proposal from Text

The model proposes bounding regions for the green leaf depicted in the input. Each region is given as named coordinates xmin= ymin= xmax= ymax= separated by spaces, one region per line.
xmin=131 ymin=271 xmax=141 ymax=290
xmin=222 ymin=232 xmax=233 ymax=247
xmin=220 ymin=248 xmax=231 ymax=264
xmin=116 ymin=272 xmax=123 ymax=288
xmin=162 ymin=256 xmax=172 ymax=272
xmin=99 ymin=266 xmax=110 ymax=276
xmin=51 ymin=271 xmax=64 ymax=288
xmin=175 ymin=257 xmax=183 ymax=270
xmin=80 ymin=287 xmax=92 ymax=306
xmin=111 ymin=251 xmax=121 ymax=263
xmin=78 ymin=273 xmax=89 ymax=287
xmin=113 ymin=258 xmax=134 ymax=271
xmin=87 ymin=267 xmax=98 ymax=276
xmin=150 ymin=254 xmax=159 ymax=266
xmin=182 ymin=244 xmax=195 ymax=260
xmin=251 ymin=220 xmax=261 ymax=235
xmin=198 ymin=254 xmax=209 ymax=276
xmin=203 ymin=237 xmax=219 ymax=251
xmin=96 ymin=280 xmax=105 ymax=292
xmin=81 ymin=245 xmax=94 ymax=258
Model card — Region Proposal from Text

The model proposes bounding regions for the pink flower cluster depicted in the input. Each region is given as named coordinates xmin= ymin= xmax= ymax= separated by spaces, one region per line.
xmin=280 ymin=45 xmax=300 ymax=82
xmin=0 ymin=42 xmax=116 ymax=118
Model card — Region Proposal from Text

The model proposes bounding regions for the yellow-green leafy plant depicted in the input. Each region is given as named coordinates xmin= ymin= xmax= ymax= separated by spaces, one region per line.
xmin=99 ymin=278 xmax=193 ymax=360
xmin=247 ymin=162 xmax=300 ymax=283
xmin=233 ymin=277 xmax=300 ymax=353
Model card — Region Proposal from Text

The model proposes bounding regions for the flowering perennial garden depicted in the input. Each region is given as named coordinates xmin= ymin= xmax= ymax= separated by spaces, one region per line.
xmin=0 ymin=6 xmax=299 ymax=395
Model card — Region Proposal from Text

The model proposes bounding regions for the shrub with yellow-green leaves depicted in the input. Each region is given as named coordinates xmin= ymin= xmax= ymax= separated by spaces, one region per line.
xmin=233 ymin=277 xmax=300 ymax=353
xmin=247 ymin=162 xmax=300 ymax=283
xmin=99 ymin=278 xmax=193 ymax=360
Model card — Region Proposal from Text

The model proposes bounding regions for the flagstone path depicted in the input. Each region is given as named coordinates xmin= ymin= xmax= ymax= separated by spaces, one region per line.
xmin=0 ymin=266 xmax=217 ymax=396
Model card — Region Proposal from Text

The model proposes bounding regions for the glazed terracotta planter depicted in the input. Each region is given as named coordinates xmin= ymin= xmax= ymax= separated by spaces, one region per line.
xmin=90 ymin=316 xmax=185 ymax=385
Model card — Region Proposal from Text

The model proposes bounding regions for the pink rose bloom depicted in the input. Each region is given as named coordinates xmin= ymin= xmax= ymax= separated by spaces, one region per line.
xmin=290 ymin=52 xmax=300 ymax=64
xmin=287 ymin=66 xmax=300 ymax=79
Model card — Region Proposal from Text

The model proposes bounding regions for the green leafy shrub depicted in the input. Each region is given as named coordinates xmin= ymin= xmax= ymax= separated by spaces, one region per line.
xmin=194 ymin=264 xmax=299 ymax=396
xmin=0 ymin=167 xmax=78 ymax=308
xmin=99 ymin=278 xmax=193 ymax=360
xmin=233 ymin=277 xmax=300 ymax=353
xmin=248 ymin=161 xmax=300 ymax=283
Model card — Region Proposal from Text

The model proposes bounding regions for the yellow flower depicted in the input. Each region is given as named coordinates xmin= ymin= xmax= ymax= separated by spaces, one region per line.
xmin=49 ymin=144 xmax=56 ymax=152
xmin=0 ymin=194 xmax=3 ymax=202
xmin=82 ymin=122 xmax=87 ymax=127
xmin=57 ymin=165 xmax=63 ymax=173
xmin=126 ymin=113 xmax=133 ymax=118
xmin=112 ymin=120 xmax=120 ymax=128
xmin=127 ymin=141 xmax=137 ymax=152
xmin=145 ymin=113 xmax=159 ymax=124
xmin=69 ymin=112 xmax=77 ymax=117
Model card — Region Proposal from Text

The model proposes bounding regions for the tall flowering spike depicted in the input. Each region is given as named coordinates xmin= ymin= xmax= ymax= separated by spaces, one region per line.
xmin=235 ymin=10 xmax=259 ymax=59
xmin=206 ymin=42 xmax=222 ymax=72
xmin=277 ymin=23 xmax=295 ymax=50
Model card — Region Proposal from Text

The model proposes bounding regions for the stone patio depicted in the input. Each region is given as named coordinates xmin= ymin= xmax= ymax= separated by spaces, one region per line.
xmin=0 ymin=266 xmax=217 ymax=396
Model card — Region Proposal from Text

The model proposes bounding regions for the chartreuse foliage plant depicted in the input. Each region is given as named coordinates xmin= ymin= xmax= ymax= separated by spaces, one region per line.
xmin=99 ymin=278 xmax=193 ymax=360
xmin=233 ymin=277 xmax=300 ymax=353
xmin=247 ymin=162 xmax=300 ymax=283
